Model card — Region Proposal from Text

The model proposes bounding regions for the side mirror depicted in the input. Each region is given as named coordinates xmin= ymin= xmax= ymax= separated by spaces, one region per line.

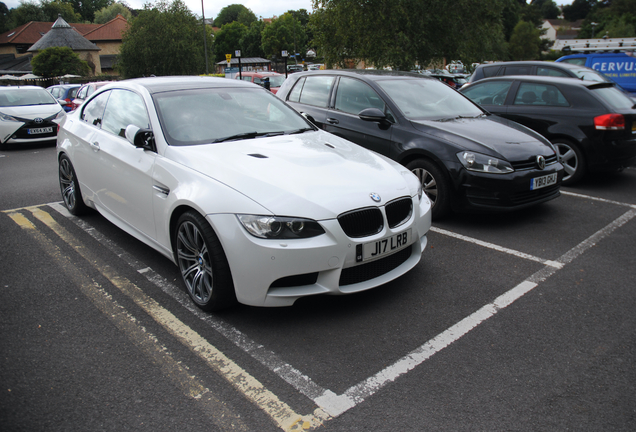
xmin=125 ymin=124 xmax=156 ymax=151
xmin=263 ymin=77 xmax=271 ymax=91
xmin=359 ymin=107 xmax=388 ymax=123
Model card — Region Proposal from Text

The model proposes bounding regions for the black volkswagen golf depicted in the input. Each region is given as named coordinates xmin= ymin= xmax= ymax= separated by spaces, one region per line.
xmin=276 ymin=70 xmax=564 ymax=219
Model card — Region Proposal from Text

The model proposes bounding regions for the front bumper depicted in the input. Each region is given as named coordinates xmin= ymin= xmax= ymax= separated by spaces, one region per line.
xmin=452 ymin=162 xmax=564 ymax=212
xmin=207 ymin=195 xmax=432 ymax=307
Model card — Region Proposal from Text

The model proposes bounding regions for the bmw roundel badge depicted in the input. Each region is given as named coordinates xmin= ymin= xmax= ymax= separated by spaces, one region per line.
xmin=370 ymin=192 xmax=381 ymax=202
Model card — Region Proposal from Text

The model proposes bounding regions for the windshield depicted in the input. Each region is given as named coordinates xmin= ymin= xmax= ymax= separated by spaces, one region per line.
xmin=377 ymin=78 xmax=483 ymax=120
xmin=0 ymin=89 xmax=57 ymax=107
xmin=153 ymin=87 xmax=314 ymax=146
xmin=267 ymin=75 xmax=286 ymax=87
xmin=571 ymin=67 xmax=612 ymax=83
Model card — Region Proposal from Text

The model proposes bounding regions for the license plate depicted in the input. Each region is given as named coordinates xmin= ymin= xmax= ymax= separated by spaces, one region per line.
xmin=28 ymin=127 xmax=53 ymax=135
xmin=359 ymin=229 xmax=412 ymax=262
xmin=530 ymin=173 xmax=557 ymax=190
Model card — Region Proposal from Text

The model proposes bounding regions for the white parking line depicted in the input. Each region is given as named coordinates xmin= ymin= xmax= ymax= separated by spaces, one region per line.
xmin=561 ymin=190 xmax=636 ymax=208
xmin=47 ymin=191 xmax=636 ymax=420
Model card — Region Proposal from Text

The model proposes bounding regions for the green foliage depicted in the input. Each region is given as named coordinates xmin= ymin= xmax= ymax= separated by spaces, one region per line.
xmin=9 ymin=1 xmax=47 ymax=27
xmin=531 ymin=0 xmax=560 ymax=20
xmin=64 ymin=0 xmax=114 ymax=23
xmin=562 ymin=0 xmax=596 ymax=22
xmin=508 ymin=20 xmax=541 ymax=60
xmin=261 ymin=13 xmax=307 ymax=62
xmin=94 ymin=2 xmax=131 ymax=23
xmin=42 ymin=0 xmax=82 ymax=22
xmin=240 ymin=20 xmax=266 ymax=58
xmin=117 ymin=0 xmax=211 ymax=78
xmin=31 ymin=46 xmax=90 ymax=77
xmin=213 ymin=21 xmax=247 ymax=63
xmin=213 ymin=4 xmax=256 ymax=27
xmin=311 ymin=0 xmax=508 ymax=70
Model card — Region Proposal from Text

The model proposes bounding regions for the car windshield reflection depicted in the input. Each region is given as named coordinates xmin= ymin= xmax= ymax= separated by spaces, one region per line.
xmin=377 ymin=78 xmax=483 ymax=121
xmin=153 ymin=87 xmax=312 ymax=146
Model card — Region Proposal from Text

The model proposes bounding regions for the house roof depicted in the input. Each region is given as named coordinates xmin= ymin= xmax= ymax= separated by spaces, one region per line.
xmin=0 ymin=53 xmax=32 ymax=73
xmin=545 ymin=19 xmax=584 ymax=29
xmin=82 ymin=14 xmax=129 ymax=41
xmin=0 ymin=14 xmax=128 ymax=45
xmin=28 ymin=15 xmax=100 ymax=52
xmin=215 ymin=57 xmax=272 ymax=65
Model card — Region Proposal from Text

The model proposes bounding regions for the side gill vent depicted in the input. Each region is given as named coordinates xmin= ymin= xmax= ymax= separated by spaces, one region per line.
xmin=324 ymin=143 xmax=335 ymax=149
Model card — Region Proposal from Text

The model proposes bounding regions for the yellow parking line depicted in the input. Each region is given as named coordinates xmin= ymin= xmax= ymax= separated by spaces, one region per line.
xmin=8 ymin=206 xmax=325 ymax=431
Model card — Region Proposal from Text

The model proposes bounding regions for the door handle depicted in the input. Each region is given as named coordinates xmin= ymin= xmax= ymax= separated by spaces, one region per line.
xmin=327 ymin=118 xmax=339 ymax=124
xmin=90 ymin=141 xmax=100 ymax=151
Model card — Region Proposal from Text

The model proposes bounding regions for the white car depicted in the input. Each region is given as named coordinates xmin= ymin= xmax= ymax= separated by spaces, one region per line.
xmin=57 ymin=76 xmax=432 ymax=310
xmin=0 ymin=86 xmax=65 ymax=148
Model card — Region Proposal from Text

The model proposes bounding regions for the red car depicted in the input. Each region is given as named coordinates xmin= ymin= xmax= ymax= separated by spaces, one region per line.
xmin=69 ymin=81 xmax=111 ymax=111
xmin=235 ymin=72 xmax=285 ymax=94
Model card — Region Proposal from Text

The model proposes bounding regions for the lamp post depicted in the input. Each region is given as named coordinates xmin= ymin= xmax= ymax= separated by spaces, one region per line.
xmin=282 ymin=50 xmax=288 ymax=77
xmin=201 ymin=0 xmax=209 ymax=74
xmin=591 ymin=22 xmax=598 ymax=38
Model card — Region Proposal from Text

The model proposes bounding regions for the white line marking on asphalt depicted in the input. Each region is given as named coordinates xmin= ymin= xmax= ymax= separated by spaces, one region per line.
xmin=46 ymin=199 xmax=636 ymax=419
xmin=561 ymin=190 xmax=636 ymax=208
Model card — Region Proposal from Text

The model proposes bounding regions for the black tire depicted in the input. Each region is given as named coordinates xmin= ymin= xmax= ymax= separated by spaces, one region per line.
xmin=174 ymin=211 xmax=237 ymax=311
xmin=553 ymin=139 xmax=585 ymax=185
xmin=58 ymin=154 xmax=89 ymax=215
xmin=406 ymin=158 xmax=451 ymax=220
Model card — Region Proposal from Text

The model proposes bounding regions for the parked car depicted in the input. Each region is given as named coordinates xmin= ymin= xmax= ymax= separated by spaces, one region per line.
xmin=56 ymin=76 xmax=432 ymax=310
xmin=276 ymin=70 xmax=564 ymax=219
xmin=235 ymin=71 xmax=285 ymax=94
xmin=0 ymin=85 xmax=65 ymax=149
xmin=69 ymin=81 xmax=111 ymax=111
xmin=460 ymin=75 xmax=636 ymax=184
xmin=287 ymin=64 xmax=304 ymax=73
xmin=46 ymin=84 xmax=81 ymax=112
xmin=468 ymin=61 xmax=614 ymax=85
xmin=427 ymin=71 xmax=468 ymax=89
xmin=556 ymin=51 xmax=636 ymax=96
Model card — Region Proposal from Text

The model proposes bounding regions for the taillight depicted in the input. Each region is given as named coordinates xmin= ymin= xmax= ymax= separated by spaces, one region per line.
xmin=594 ymin=113 xmax=624 ymax=130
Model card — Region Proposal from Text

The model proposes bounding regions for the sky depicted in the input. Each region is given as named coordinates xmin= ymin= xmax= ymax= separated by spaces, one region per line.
xmin=3 ymin=0 xmax=575 ymax=21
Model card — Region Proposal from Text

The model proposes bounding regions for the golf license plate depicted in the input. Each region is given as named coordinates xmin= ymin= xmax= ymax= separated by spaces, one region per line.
xmin=28 ymin=127 xmax=53 ymax=135
xmin=530 ymin=173 xmax=557 ymax=190
xmin=359 ymin=229 xmax=411 ymax=262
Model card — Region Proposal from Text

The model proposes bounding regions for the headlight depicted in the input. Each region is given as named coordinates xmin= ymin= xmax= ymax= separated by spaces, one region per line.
xmin=457 ymin=151 xmax=513 ymax=174
xmin=0 ymin=112 xmax=19 ymax=122
xmin=237 ymin=215 xmax=325 ymax=239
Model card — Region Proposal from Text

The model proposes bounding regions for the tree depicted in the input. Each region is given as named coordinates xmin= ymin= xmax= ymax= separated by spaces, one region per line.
xmin=240 ymin=20 xmax=266 ymax=58
xmin=31 ymin=46 xmax=90 ymax=77
xmin=562 ymin=0 xmax=596 ymax=21
xmin=94 ymin=2 xmax=131 ymax=23
xmin=0 ymin=2 xmax=10 ymax=33
xmin=9 ymin=1 xmax=47 ymax=27
xmin=213 ymin=4 xmax=256 ymax=27
xmin=213 ymin=21 xmax=247 ymax=63
xmin=63 ymin=0 xmax=114 ymax=23
xmin=261 ymin=13 xmax=307 ymax=64
xmin=531 ymin=0 xmax=560 ymax=20
xmin=508 ymin=20 xmax=542 ymax=60
xmin=311 ymin=0 xmax=508 ymax=70
xmin=117 ymin=0 xmax=211 ymax=78
xmin=42 ymin=0 xmax=82 ymax=22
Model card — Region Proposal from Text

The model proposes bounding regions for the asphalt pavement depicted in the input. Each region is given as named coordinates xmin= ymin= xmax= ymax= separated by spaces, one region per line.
xmin=1 ymin=142 xmax=634 ymax=431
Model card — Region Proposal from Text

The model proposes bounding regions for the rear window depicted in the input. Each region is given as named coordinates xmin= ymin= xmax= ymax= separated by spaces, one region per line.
xmin=591 ymin=86 xmax=635 ymax=110
xmin=501 ymin=65 xmax=532 ymax=76
xmin=482 ymin=66 xmax=500 ymax=78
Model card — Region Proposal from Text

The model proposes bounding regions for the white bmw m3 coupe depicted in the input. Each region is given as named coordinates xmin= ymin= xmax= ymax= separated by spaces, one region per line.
xmin=57 ymin=76 xmax=432 ymax=310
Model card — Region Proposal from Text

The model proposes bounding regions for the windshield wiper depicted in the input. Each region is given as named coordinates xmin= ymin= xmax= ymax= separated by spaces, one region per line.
xmin=213 ymin=131 xmax=283 ymax=143
xmin=285 ymin=127 xmax=314 ymax=135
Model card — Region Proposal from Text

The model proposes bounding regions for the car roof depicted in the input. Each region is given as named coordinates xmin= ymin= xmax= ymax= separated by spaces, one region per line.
xmin=465 ymin=74 xmax=613 ymax=89
xmin=477 ymin=61 xmax=589 ymax=72
xmin=106 ymin=76 xmax=258 ymax=95
xmin=1 ymin=85 xmax=46 ymax=91
xmin=289 ymin=69 xmax=433 ymax=82
xmin=239 ymin=71 xmax=282 ymax=76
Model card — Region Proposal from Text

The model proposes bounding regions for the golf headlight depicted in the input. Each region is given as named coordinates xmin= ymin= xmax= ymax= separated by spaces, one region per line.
xmin=238 ymin=215 xmax=325 ymax=239
xmin=457 ymin=151 xmax=513 ymax=174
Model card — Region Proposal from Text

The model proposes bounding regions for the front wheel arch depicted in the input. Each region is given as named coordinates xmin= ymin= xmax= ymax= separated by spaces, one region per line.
xmin=405 ymin=157 xmax=452 ymax=220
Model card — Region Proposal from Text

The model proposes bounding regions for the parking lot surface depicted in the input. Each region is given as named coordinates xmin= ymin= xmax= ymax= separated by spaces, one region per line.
xmin=1 ymin=145 xmax=634 ymax=431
